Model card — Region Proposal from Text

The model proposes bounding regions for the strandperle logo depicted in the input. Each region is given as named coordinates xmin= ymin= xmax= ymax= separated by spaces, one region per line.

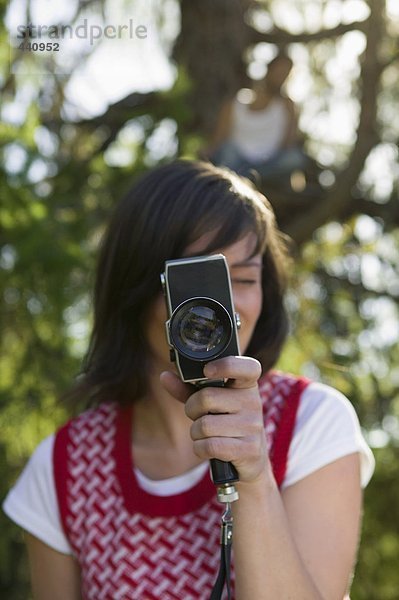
xmin=16 ymin=18 xmax=148 ymax=46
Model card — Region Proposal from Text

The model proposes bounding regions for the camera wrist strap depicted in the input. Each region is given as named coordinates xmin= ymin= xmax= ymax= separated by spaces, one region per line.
xmin=210 ymin=502 xmax=234 ymax=600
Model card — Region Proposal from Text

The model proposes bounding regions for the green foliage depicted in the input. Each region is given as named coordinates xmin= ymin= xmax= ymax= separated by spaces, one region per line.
xmin=0 ymin=444 xmax=31 ymax=599
xmin=352 ymin=446 xmax=399 ymax=599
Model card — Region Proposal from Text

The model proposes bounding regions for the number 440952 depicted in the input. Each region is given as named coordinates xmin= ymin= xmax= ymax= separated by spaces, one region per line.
xmin=18 ymin=42 xmax=60 ymax=51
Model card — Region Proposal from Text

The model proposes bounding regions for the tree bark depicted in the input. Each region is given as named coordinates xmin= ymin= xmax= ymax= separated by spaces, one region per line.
xmin=173 ymin=0 xmax=254 ymax=133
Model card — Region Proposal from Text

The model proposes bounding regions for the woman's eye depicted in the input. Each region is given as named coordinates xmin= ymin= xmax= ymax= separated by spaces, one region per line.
xmin=232 ymin=279 xmax=257 ymax=286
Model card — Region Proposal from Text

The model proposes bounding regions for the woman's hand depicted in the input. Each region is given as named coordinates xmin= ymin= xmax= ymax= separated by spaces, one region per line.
xmin=160 ymin=356 xmax=268 ymax=483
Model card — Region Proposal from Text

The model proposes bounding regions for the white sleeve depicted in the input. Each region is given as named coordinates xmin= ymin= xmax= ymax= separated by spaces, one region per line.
xmin=282 ymin=382 xmax=375 ymax=490
xmin=2 ymin=434 xmax=73 ymax=555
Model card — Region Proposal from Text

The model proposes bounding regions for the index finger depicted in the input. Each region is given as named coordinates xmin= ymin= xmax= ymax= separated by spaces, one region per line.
xmin=203 ymin=356 xmax=262 ymax=389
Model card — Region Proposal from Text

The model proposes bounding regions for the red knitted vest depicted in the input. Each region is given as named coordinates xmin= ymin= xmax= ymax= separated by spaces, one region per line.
xmin=54 ymin=371 xmax=309 ymax=599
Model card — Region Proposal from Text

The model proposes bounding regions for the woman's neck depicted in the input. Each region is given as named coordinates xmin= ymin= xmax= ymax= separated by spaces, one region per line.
xmin=132 ymin=367 xmax=192 ymax=450
xmin=130 ymin=367 xmax=205 ymax=479
xmin=250 ymin=88 xmax=278 ymax=110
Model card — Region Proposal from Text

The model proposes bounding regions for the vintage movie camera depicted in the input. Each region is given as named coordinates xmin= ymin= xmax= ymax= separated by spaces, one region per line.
xmin=161 ymin=254 xmax=241 ymax=384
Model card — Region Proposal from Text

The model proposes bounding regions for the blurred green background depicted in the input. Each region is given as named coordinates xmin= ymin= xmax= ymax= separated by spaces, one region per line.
xmin=1 ymin=0 xmax=399 ymax=597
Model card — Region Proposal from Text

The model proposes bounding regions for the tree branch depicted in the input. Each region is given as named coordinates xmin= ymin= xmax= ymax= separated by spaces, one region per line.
xmin=340 ymin=194 xmax=399 ymax=228
xmin=248 ymin=19 xmax=368 ymax=46
xmin=282 ymin=0 xmax=386 ymax=245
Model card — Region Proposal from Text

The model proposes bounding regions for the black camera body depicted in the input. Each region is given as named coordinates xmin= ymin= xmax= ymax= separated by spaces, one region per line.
xmin=161 ymin=254 xmax=241 ymax=384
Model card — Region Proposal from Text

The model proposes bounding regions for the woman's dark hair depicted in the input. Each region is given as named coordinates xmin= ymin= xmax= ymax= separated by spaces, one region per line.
xmin=68 ymin=160 xmax=290 ymax=406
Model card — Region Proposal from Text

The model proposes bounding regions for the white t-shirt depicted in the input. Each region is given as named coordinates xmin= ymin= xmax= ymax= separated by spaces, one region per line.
xmin=231 ymin=98 xmax=289 ymax=162
xmin=3 ymin=382 xmax=374 ymax=555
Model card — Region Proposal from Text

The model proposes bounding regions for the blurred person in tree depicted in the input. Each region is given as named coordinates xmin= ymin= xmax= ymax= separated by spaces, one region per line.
xmin=3 ymin=161 xmax=373 ymax=599
xmin=202 ymin=52 xmax=308 ymax=181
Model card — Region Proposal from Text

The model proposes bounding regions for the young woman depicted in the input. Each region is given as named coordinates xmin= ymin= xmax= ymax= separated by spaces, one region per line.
xmin=203 ymin=53 xmax=308 ymax=180
xmin=3 ymin=160 xmax=374 ymax=599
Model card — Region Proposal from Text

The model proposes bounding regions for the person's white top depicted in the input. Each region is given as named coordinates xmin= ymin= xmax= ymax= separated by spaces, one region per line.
xmin=3 ymin=382 xmax=374 ymax=556
xmin=231 ymin=97 xmax=289 ymax=162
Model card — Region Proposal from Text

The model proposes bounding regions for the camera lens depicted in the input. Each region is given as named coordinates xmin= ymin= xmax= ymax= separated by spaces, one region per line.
xmin=170 ymin=298 xmax=232 ymax=361
xmin=179 ymin=305 xmax=224 ymax=352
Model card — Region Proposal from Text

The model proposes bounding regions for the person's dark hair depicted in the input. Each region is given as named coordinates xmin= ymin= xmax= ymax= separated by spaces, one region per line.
xmin=67 ymin=160 xmax=290 ymax=407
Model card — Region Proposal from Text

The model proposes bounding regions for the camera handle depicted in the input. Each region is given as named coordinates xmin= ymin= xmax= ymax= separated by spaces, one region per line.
xmin=196 ymin=379 xmax=239 ymax=600
xmin=210 ymin=458 xmax=238 ymax=487
xmin=196 ymin=379 xmax=239 ymax=496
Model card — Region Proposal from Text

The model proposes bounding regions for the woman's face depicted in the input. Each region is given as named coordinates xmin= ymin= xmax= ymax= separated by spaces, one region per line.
xmin=145 ymin=231 xmax=263 ymax=373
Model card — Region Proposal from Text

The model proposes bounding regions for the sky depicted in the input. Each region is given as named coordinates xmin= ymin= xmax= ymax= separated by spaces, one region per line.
xmin=5 ymin=0 xmax=397 ymax=163
xmin=6 ymin=0 xmax=176 ymax=116
xmin=4 ymin=0 xmax=378 ymax=112
xmin=4 ymin=0 xmax=399 ymax=208
xmin=4 ymin=0 xmax=399 ymax=238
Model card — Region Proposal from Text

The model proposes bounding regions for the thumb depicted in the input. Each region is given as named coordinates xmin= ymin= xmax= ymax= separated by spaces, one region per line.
xmin=160 ymin=370 xmax=194 ymax=404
